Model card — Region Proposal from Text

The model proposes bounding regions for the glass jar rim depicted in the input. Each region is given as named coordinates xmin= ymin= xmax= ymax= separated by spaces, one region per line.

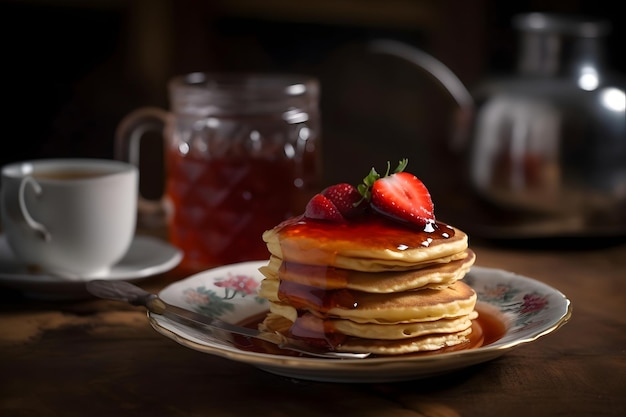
xmin=169 ymin=72 xmax=319 ymax=97
xmin=167 ymin=72 xmax=320 ymax=116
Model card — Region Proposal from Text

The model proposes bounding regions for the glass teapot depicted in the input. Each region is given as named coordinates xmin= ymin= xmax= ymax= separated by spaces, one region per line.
xmin=371 ymin=12 xmax=626 ymax=235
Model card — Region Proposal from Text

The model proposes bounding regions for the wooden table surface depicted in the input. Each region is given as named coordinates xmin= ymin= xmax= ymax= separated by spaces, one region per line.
xmin=1 ymin=235 xmax=625 ymax=417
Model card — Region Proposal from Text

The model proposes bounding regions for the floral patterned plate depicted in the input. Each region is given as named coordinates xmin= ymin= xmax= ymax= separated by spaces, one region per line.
xmin=149 ymin=261 xmax=571 ymax=383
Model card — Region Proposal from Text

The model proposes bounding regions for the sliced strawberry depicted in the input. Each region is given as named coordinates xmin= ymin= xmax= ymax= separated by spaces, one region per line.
xmin=304 ymin=194 xmax=345 ymax=222
xmin=321 ymin=183 xmax=365 ymax=218
xmin=370 ymin=171 xmax=435 ymax=227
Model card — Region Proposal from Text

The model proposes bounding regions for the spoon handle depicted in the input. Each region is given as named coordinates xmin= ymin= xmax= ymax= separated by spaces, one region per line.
xmin=85 ymin=279 xmax=156 ymax=306
xmin=85 ymin=279 xmax=259 ymax=338
xmin=85 ymin=279 xmax=370 ymax=359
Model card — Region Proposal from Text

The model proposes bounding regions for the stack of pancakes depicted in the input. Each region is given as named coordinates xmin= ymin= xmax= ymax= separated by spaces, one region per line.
xmin=257 ymin=219 xmax=477 ymax=355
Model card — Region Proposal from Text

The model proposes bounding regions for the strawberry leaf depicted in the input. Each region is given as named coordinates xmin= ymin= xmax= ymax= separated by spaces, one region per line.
xmin=393 ymin=158 xmax=408 ymax=174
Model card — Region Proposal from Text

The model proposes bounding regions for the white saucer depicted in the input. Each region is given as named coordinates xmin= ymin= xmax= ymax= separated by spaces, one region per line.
xmin=0 ymin=234 xmax=183 ymax=299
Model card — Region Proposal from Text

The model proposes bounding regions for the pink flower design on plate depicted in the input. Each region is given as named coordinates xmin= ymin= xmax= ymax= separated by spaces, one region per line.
xmin=214 ymin=273 xmax=260 ymax=299
xmin=520 ymin=293 xmax=549 ymax=314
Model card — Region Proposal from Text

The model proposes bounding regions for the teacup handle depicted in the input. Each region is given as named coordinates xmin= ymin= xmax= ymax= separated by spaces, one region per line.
xmin=115 ymin=107 xmax=170 ymax=227
xmin=19 ymin=176 xmax=51 ymax=241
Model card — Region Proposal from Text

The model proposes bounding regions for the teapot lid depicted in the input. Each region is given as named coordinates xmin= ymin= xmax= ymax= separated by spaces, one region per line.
xmin=513 ymin=12 xmax=611 ymax=38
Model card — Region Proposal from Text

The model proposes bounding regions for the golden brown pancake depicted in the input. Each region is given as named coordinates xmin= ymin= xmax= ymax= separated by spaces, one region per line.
xmin=262 ymin=218 xmax=469 ymax=272
xmin=337 ymin=328 xmax=474 ymax=354
xmin=266 ymin=308 xmax=478 ymax=339
xmin=260 ymin=280 xmax=477 ymax=324
xmin=259 ymin=249 xmax=475 ymax=293
xmin=259 ymin=312 xmax=476 ymax=354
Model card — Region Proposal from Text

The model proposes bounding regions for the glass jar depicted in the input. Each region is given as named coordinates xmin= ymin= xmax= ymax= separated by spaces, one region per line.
xmin=116 ymin=72 xmax=322 ymax=273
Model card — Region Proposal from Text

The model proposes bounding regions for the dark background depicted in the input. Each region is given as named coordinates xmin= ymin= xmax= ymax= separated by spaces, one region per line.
xmin=1 ymin=0 xmax=624 ymax=211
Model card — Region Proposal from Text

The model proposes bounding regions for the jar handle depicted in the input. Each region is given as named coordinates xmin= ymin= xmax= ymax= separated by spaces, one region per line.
xmin=115 ymin=107 xmax=170 ymax=228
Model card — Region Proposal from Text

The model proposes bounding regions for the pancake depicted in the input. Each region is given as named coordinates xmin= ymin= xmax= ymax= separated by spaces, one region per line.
xmin=260 ymin=280 xmax=477 ymax=324
xmin=337 ymin=328 xmax=474 ymax=354
xmin=259 ymin=312 xmax=476 ymax=354
xmin=328 ymin=311 xmax=477 ymax=339
xmin=262 ymin=216 xmax=469 ymax=272
xmin=259 ymin=249 xmax=475 ymax=293
xmin=266 ymin=307 xmax=478 ymax=339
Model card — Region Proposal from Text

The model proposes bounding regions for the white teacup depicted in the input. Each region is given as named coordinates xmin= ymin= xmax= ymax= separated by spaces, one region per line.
xmin=1 ymin=159 xmax=138 ymax=279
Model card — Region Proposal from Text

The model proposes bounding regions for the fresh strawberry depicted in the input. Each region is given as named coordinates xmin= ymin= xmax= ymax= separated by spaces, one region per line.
xmin=359 ymin=159 xmax=435 ymax=227
xmin=321 ymin=183 xmax=365 ymax=218
xmin=371 ymin=172 xmax=435 ymax=226
xmin=304 ymin=193 xmax=345 ymax=222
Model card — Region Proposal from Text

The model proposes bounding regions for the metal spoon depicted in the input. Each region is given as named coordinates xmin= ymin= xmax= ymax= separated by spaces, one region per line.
xmin=85 ymin=279 xmax=370 ymax=359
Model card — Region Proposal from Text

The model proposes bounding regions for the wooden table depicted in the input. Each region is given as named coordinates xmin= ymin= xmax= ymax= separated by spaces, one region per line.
xmin=1 ymin=236 xmax=625 ymax=417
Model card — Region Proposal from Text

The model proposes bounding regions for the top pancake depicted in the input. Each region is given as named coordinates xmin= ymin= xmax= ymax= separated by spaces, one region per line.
xmin=262 ymin=216 xmax=469 ymax=272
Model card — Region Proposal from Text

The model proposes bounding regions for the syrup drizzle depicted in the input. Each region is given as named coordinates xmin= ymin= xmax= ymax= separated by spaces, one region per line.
xmin=275 ymin=214 xmax=455 ymax=252
xmin=277 ymin=280 xmax=357 ymax=313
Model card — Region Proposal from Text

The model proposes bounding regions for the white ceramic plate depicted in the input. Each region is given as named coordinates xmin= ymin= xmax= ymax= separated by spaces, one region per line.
xmin=0 ymin=234 xmax=182 ymax=299
xmin=150 ymin=261 xmax=571 ymax=383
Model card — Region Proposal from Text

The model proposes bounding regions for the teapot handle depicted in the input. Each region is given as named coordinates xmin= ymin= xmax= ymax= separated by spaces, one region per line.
xmin=369 ymin=39 xmax=475 ymax=150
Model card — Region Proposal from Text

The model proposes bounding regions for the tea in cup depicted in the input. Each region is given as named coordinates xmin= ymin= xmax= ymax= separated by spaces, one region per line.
xmin=0 ymin=158 xmax=138 ymax=279
xmin=116 ymin=72 xmax=322 ymax=273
